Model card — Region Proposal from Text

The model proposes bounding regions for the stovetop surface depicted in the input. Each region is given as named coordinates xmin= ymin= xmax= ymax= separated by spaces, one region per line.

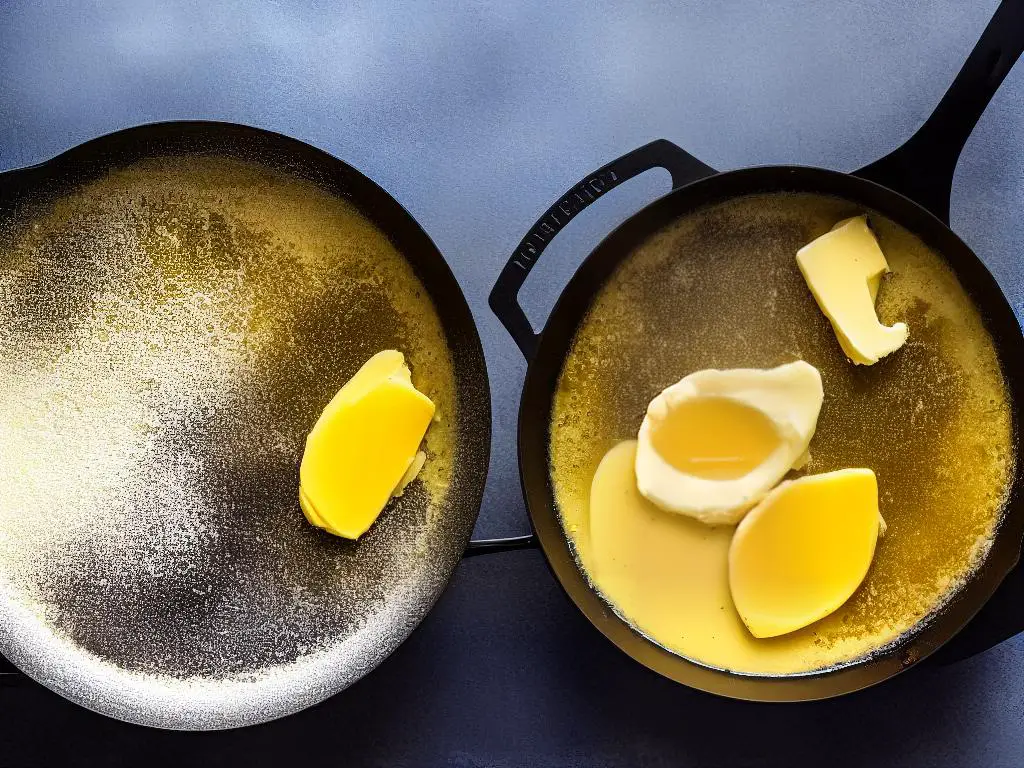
xmin=1 ymin=0 xmax=1023 ymax=765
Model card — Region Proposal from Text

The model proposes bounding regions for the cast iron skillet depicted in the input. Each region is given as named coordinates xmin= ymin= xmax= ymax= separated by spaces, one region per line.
xmin=0 ymin=121 xmax=497 ymax=728
xmin=488 ymin=0 xmax=1024 ymax=700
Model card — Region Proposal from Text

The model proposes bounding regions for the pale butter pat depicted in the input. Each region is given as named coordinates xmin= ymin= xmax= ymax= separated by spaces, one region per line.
xmin=797 ymin=215 xmax=908 ymax=365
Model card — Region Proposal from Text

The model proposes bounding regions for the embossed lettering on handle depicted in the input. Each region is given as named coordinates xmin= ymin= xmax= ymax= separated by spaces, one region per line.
xmin=511 ymin=169 xmax=621 ymax=273
xmin=490 ymin=140 xmax=716 ymax=360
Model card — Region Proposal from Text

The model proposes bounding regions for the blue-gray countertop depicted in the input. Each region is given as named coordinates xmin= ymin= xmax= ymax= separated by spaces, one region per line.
xmin=1 ymin=1 xmax=1022 ymax=765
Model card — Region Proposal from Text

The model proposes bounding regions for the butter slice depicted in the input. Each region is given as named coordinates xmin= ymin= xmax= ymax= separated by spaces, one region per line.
xmin=299 ymin=350 xmax=434 ymax=539
xmin=797 ymin=216 xmax=908 ymax=365
xmin=728 ymin=468 xmax=882 ymax=638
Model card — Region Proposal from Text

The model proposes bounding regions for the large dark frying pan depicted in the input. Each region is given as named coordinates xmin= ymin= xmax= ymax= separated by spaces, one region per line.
xmin=0 ymin=122 xmax=493 ymax=728
xmin=489 ymin=0 xmax=1024 ymax=700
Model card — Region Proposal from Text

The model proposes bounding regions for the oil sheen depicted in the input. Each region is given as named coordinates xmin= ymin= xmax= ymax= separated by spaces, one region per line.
xmin=550 ymin=193 xmax=1014 ymax=675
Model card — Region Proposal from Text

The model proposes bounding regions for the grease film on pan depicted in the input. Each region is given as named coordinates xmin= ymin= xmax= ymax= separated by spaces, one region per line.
xmin=549 ymin=192 xmax=1014 ymax=676
xmin=0 ymin=155 xmax=461 ymax=726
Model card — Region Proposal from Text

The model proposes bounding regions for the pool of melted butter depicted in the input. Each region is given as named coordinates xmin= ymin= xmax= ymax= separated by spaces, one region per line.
xmin=549 ymin=193 xmax=1015 ymax=675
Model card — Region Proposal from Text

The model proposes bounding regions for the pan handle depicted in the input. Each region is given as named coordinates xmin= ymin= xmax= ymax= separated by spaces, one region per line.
xmin=854 ymin=0 xmax=1024 ymax=223
xmin=489 ymin=140 xmax=716 ymax=361
xmin=464 ymin=534 xmax=538 ymax=557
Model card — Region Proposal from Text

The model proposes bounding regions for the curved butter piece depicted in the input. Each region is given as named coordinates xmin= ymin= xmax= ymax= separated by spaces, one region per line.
xmin=635 ymin=361 xmax=823 ymax=525
xmin=299 ymin=350 xmax=434 ymax=539
xmin=728 ymin=468 xmax=882 ymax=638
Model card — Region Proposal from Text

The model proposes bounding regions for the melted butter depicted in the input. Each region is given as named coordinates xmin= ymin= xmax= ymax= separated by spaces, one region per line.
xmin=589 ymin=441 xmax=742 ymax=665
xmin=550 ymin=193 xmax=1015 ymax=675
xmin=589 ymin=443 xmax=886 ymax=670
xmin=650 ymin=396 xmax=781 ymax=481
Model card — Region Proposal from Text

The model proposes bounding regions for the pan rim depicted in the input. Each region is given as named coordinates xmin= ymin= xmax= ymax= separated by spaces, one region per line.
xmin=517 ymin=163 xmax=1024 ymax=702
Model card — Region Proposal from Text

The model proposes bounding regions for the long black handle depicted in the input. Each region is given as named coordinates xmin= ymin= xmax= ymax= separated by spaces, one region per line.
xmin=855 ymin=0 xmax=1024 ymax=222
xmin=857 ymin=0 xmax=1024 ymax=664
xmin=489 ymin=140 xmax=716 ymax=361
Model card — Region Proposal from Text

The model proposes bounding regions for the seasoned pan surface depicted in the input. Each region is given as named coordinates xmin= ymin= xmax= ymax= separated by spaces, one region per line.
xmin=549 ymin=191 xmax=1014 ymax=675
xmin=0 ymin=136 xmax=488 ymax=728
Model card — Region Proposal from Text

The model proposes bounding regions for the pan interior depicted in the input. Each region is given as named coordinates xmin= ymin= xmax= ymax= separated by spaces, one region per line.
xmin=549 ymin=192 xmax=1014 ymax=676
xmin=0 ymin=155 xmax=463 ymax=725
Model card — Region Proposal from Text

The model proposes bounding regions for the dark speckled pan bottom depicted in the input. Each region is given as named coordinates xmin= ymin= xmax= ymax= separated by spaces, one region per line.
xmin=0 ymin=147 xmax=488 ymax=729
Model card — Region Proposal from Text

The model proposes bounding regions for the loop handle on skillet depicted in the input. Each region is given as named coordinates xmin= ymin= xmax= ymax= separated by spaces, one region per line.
xmin=855 ymin=0 xmax=1024 ymax=223
xmin=488 ymin=140 xmax=716 ymax=361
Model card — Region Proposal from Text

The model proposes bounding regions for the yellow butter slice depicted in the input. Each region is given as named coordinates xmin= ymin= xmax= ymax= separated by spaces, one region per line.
xmin=299 ymin=350 xmax=435 ymax=539
xmin=728 ymin=468 xmax=882 ymax=638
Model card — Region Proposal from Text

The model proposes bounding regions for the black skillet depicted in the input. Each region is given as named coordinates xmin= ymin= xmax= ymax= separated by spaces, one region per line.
xmin=488 ymin=0 xmax=1024 ymax=700
xmin=0 ymin=121 xmax=498 ymax=728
